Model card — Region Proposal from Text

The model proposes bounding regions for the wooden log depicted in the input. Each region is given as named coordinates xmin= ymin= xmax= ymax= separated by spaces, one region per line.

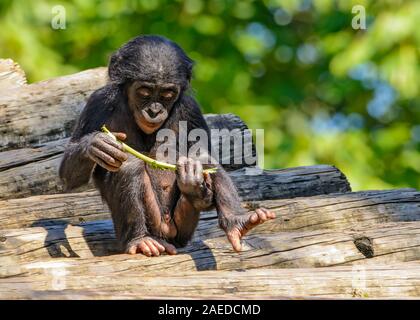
xmin=0 ymin=165 xmax=352 ymax=225
xmin=0 ymin=138 xmax=68 ymax=172
xmin=196 ymin=188 xmax=420 ymax=239
xmin=0 ymin=59 xmax=26 ymax=92
xmin=0 ymin=188 xmax=415 ymax=232
xmin=0 ymin=161 xmax=350 ymax=201
xmin=1 ymin=264 xmax=419 ymax=299
xmin=0 ymin=67 xmax=107 ymax=151
xmin=1 ymin=219 xmax=419 ymax=269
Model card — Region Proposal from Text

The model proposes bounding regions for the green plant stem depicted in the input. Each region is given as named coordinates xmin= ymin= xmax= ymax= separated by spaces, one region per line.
xmin=101 ymin=125 xmax=217 ymax=174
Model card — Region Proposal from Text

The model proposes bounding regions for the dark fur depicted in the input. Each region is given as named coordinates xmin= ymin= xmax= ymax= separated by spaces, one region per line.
xmin=59 ymin=35 xmax=246 ymax=251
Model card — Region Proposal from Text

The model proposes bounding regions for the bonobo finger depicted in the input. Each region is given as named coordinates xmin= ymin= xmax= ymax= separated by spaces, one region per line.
xmin=255 ymin=208 xmax=268 ymax=222
xmin=185 ymin=158 xmax=194 ymax=177
xmin=139 ymin=242 xmax=152 ymax=257
xmin=194 ymin=160 xmax=203 ymax=182
xmin=151 ymin=239 xmax=166 ymax=253
xmin=91 ymin=147 xmax=122 ymax=167
xmin=144 ymin=239 xmax=160 ymax=256
xmin=227 ymin=231 xmax=242 ymax=252
xmin=158 ymin=239 xmax=177 ymax=255
xmin=89 ymin=153 xmax=119 ymax=172
xmin=203 ymin=171 xmax=212 ymax=187
xmin=98 ymin=133 xmax=123 ymax=150
xmin=112 ymin=132 xmax=127 ymax=141
xmin=128 ymin=245 xmax=137 ymax=255
xmin=248 ymin=212 xmax=259 ymax=224
xmin=96 ymin=141 xmax=128 ymax=162
xmin=176 ymin=156 xmax=187 ymax=180
xmin=260 ymin=207 xmax=276 ymax=219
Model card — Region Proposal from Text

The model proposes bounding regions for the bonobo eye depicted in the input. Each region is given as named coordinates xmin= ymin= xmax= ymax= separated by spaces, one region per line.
xmin=161 ymin=90 xmax=175 ymax=100
xmin=137 ymin=87 xmax=151 ymax=97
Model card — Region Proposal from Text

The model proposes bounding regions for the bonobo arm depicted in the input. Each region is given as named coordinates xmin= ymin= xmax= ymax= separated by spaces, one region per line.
xmin=59 ymin=86 xmax=118 ymax=190
xmin=59 ymin=134 xmax=97 ymax=190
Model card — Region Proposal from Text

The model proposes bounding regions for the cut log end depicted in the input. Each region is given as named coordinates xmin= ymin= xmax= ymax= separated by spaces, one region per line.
xmin=0 ymin=59 xmax=27 ymax=92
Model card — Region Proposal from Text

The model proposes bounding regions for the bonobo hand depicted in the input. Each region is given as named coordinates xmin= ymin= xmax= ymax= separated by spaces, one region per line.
xmin=176 ymin=156 xmax=213 ymax=204
xmin=86 ymin=132 xmax=128 ymax=172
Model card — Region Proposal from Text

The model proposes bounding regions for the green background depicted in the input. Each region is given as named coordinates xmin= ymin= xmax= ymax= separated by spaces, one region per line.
xmin=0 ymin=0 xmax=419 ymax=190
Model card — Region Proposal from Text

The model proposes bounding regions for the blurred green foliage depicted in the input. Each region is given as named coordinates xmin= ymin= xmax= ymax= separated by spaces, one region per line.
xmin=0 ymin=0 xmax=419 ymax=190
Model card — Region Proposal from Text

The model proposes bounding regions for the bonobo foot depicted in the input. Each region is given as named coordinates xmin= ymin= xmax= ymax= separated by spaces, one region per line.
xmin=126 ymin=236 xmax=177 ymax=256
xmin=222 ymin=208 xmax=276 ymax=252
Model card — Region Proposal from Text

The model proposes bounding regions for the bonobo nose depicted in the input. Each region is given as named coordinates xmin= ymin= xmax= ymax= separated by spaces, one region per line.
xmin=147 ymin=103 xmax=163 ymax=118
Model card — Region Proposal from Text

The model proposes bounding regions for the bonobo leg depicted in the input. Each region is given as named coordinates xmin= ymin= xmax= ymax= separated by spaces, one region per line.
xmin=158 ymin=157 xmax=214 ymax=247
xmin=94 ymin=155 xmax=176 ymax=256
xmin=154 ymin=157 xmax=276 ymax=252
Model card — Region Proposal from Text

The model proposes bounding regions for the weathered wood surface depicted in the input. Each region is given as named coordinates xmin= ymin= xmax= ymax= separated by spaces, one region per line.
xmin=0 ymin=166 xmax=354 ymax=229
xmin=0 ymin=189 xmax=416 ymax=232
xmin=0 ymin=59 xmax=26 ymax=92
xmin=1 ymin=264 xmax=419 ymax=299
xmin=196 ymin=188 xmax=420 ymax=239
xmin=0 ymin=160 xmax=350 ymax=201
xmin=1 ymin=216 xmax=419 ymax=270
xmin=0 ymin=67 xmax=107 ymax=151
xmin=0 ymin=138 xmax=68 ymax=172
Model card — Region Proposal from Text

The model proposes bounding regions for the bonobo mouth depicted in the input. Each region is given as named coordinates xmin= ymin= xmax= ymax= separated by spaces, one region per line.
xmin=141 ymin=109 xmax=168 ymax=124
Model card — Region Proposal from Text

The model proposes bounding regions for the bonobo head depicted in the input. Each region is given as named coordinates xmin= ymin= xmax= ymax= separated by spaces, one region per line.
xmin=108 ymin=35 xmax=194 ymax=134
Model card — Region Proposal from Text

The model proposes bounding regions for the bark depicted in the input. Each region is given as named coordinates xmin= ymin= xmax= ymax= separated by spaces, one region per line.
xmin=0 ymin=165 xmax=355 ymax=228
xmin=0 ymin=67 xmax=107 ymax=151
xmin=1 ymin=264 xmax=419 ymax=299
xmin=1 ymin=217 xmax=419 ymax=269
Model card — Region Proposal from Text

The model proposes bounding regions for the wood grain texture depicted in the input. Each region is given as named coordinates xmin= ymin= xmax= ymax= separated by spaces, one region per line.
xmin=1 ymin=219 xmax=419 ymax=270
xmin=0 ymin=159 xmax=350 ymax=200
xmin=0 ymin=59 xmax=26 ymax=92
xmin=1 ymin=264 xmax=419 ymax=299
xmin=0 ymin=138 xmax=68 ymax=172
xmin=0 ymin=188 xmax=415 ymax=232
xmin=0 ymin=165 xmax=355 ymax=229
xmin=0 ymin=67 xmax=107 ymax=151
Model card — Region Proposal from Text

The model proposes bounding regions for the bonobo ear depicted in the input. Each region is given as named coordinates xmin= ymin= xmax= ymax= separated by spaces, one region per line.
xmin=185 ymin=59 xmax=194 ymax=83
xmin=108 ymin=51 xmax=124 ymax=83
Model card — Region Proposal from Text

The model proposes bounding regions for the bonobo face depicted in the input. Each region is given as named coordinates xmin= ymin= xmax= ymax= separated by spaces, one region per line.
xmin=127 ymin=80 xmax=180 ymax=134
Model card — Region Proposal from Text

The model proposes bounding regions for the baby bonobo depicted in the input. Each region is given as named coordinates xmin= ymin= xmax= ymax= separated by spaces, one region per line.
xmin=59 ymin=35 xmax=275 ymax=257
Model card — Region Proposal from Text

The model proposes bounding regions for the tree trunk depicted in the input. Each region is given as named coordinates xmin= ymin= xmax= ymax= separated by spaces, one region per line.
xmin=0 ymin=165 xmax=353 ymax=228
xmin=1 ymin=264 xmax=419 ymax=299
xmin=0 ymin=67 xmax=107 ymax=151
xmin=0 ymin=202 xmax=419 ymax=269
xmin=0 ymin=188 xmax=416 ymax=231
xmin=0 ymin=59 xmax=26 ymax=92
